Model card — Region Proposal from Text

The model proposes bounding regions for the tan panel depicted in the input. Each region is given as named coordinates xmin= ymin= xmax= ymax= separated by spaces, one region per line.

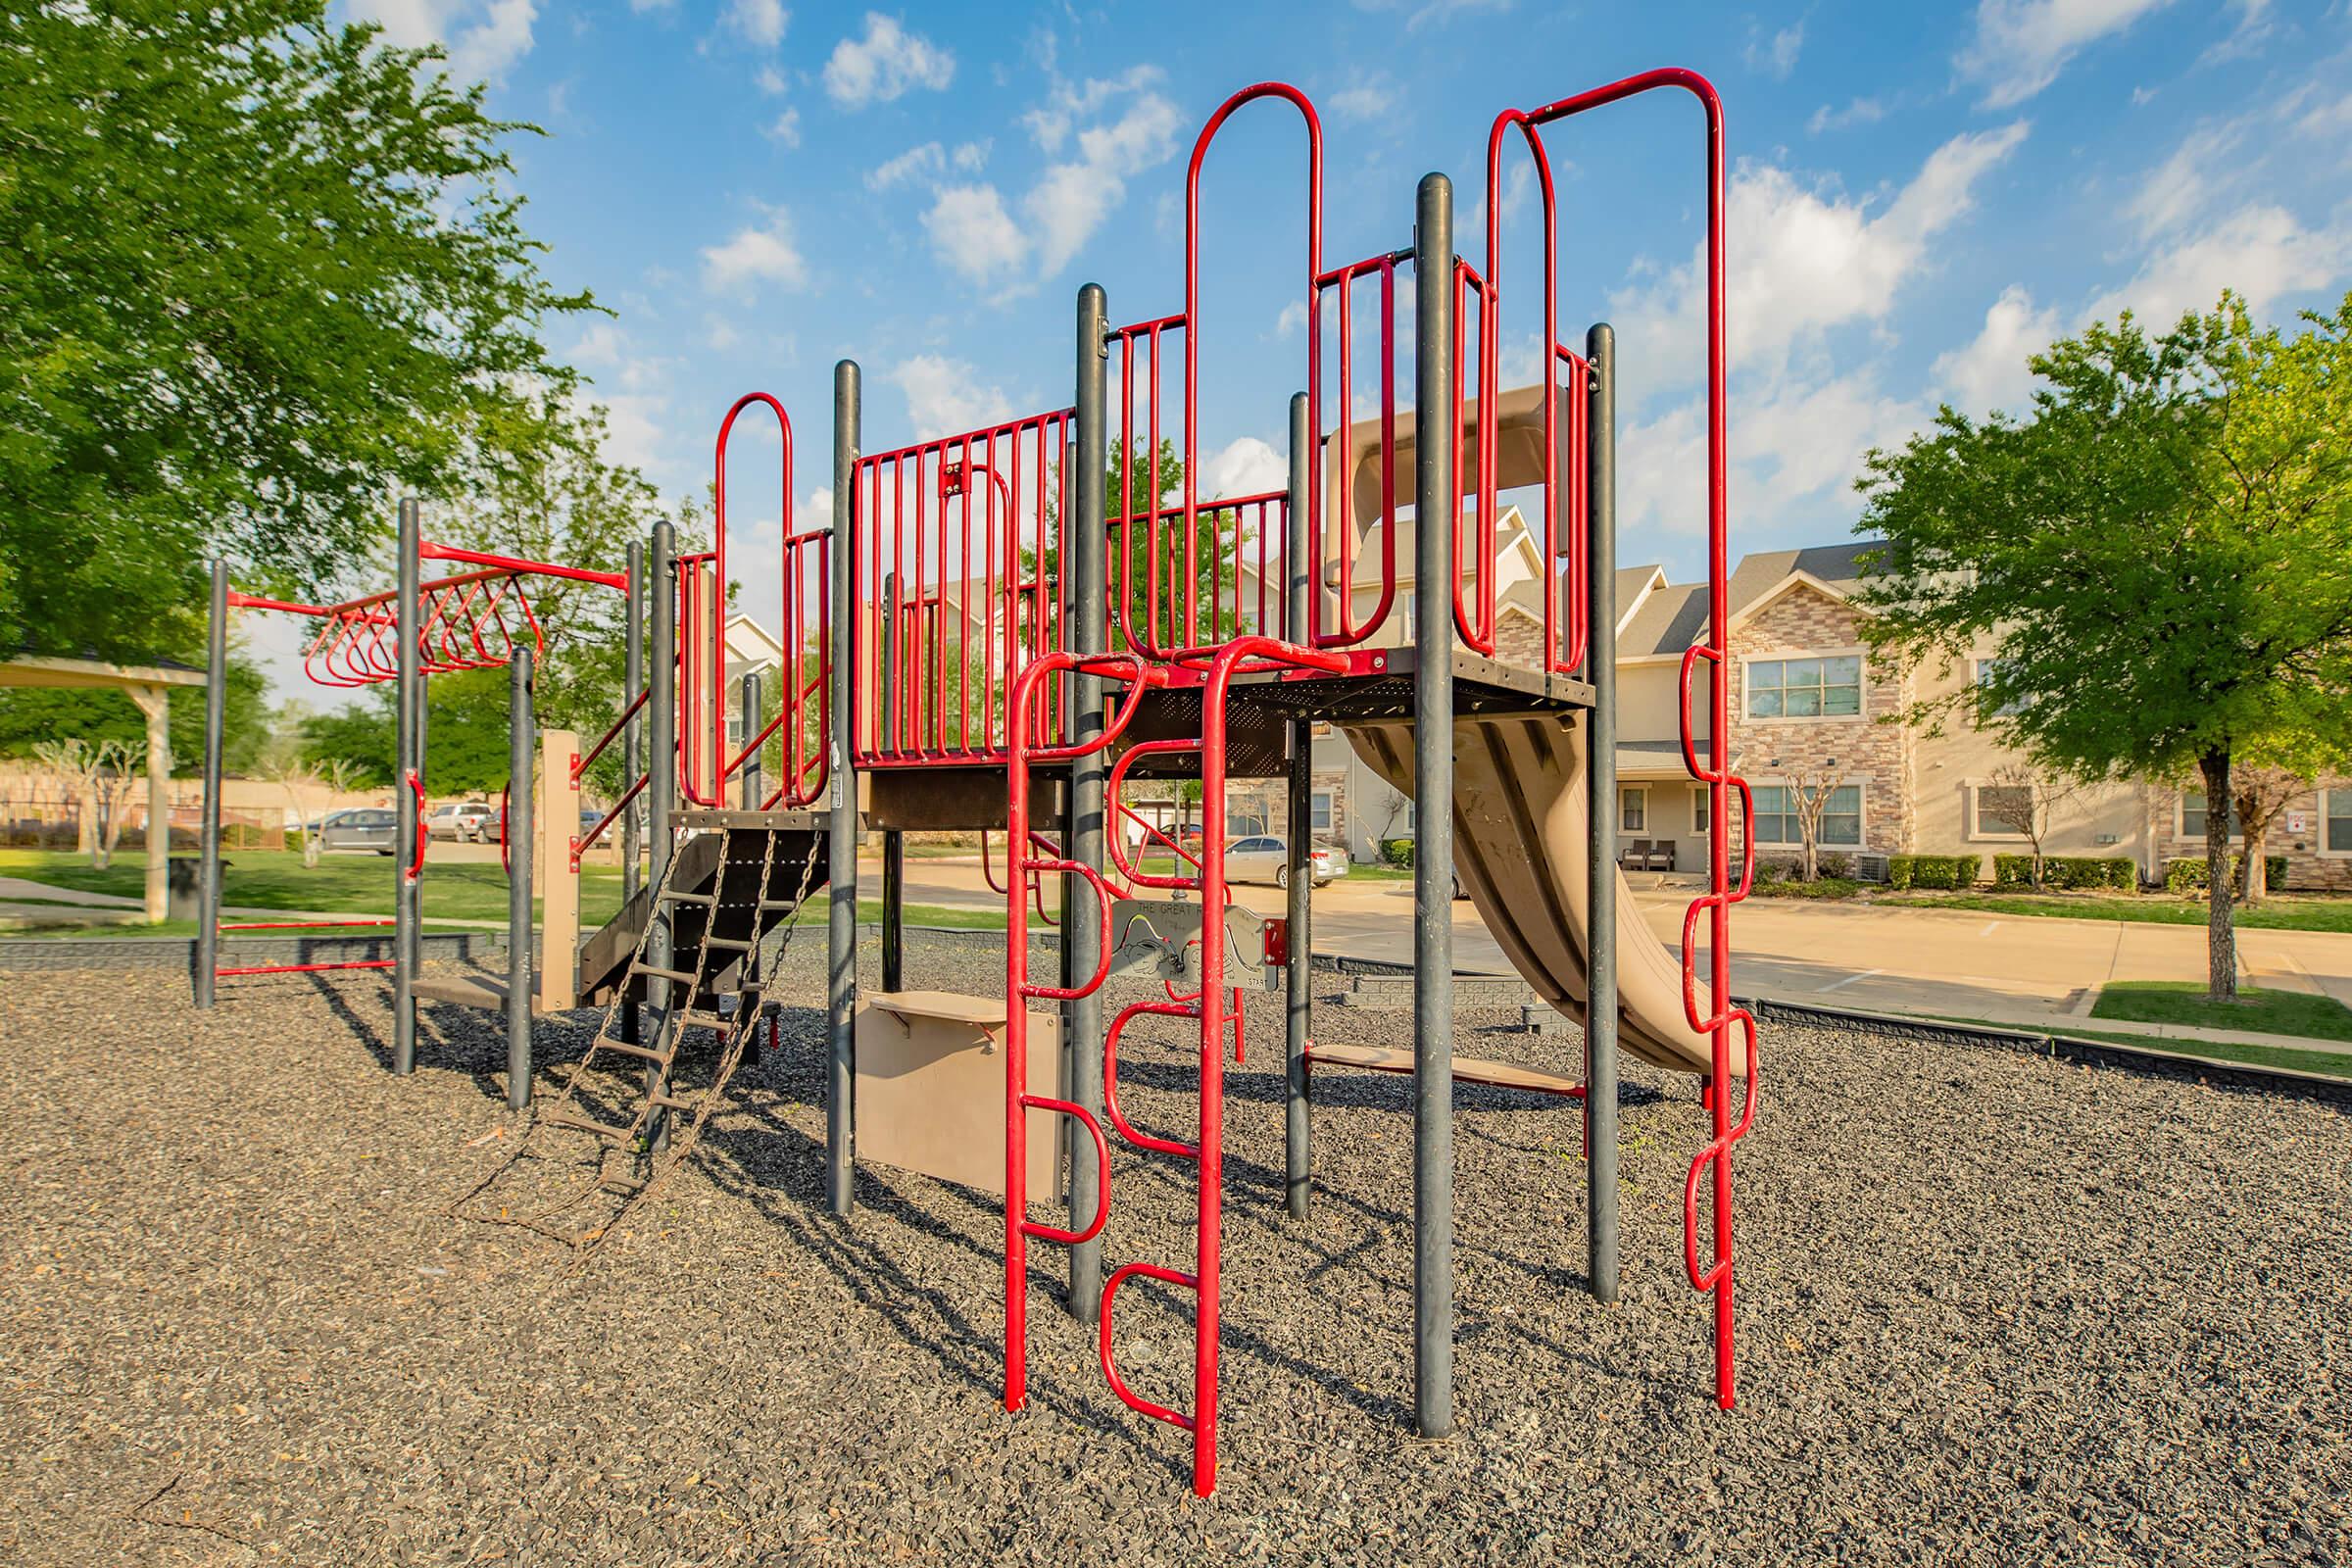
xmin=1344 ymin=712 xmax=1717 ymax=1075
xmin=857 ymin=992 xmax=1064 ymax=1200
xmin=538 ymin=729 xmax=579 ymax=1012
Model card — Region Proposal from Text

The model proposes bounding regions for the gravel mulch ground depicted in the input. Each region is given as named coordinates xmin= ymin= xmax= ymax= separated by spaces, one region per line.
xmin=2 ymin=933 xmax=2347 ymax=1566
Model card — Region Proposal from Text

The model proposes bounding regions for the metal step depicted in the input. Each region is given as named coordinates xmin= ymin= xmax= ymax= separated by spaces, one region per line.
xmin=544 ymin=1112 xmax=631 ymax=1142
xmin=661 ymin=889 xmax=716 ymax=906
xmin=636 ymin=964 xmax=699 ymax=986
xmin=590 ymin=1036 xmax=669 ymax=1062
xmin=701 ymin=934 xmax=754 ymax=951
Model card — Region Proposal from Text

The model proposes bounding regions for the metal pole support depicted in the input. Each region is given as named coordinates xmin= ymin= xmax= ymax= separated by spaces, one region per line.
xmin=621 ymin=539 xmax=645 ymax=1045
xmin=195 ymin=561 xmax=227 ymax=1008
xmin=740 ymin=670 xmax=763 ymax=809
xmin=1283 ymin=389 xmax=1314 ymax=1220
xmin=647 ymin=519 xmax=678 ymax=1138
xmin=1410 ymin=172 xmax=1456 ymax=1441
xmin=1584 ymin=322 xmax=1621 ymax=1303
xmin=394 ymin=497 xmax=421 ymax=1075
xmin=1066 ymin=283 xmax=1110 ymax=1318
xmin=507 ymin=646 xmax=535 ymax=1109
xmin=827 ymin=360 xmax=860 ymax=1217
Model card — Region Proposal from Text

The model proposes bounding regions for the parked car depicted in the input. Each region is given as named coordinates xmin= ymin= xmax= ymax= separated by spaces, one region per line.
xmin=316 ymin=808 xmax=398 ymax=855
xmin=1223 ymin=835 xmax=1347 ymax=888
xmin=425 ymin=802 xmax=495 ymax=842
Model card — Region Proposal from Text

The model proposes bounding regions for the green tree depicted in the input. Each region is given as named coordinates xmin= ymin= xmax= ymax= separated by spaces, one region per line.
xmin=1853 ymin=291 xmax=2352 ymax=1000
xmin=0 ymin=1 xmax=592 ymax=660
xmin=0 ymin=656 xmax=268 ymax=772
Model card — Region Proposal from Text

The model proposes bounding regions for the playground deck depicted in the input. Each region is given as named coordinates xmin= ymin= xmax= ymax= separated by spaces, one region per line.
xmin=5 ymin=943 xmax=2344 ymax=1565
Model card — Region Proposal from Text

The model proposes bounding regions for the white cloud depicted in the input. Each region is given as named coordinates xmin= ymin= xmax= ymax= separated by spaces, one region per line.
xmin=923 ymin=73 xmax=1182 ymax=297
xmin=704 ymin=316 xmax=740 ymax=352
xmin=354 ymin=0 xmax=535 ymax=83
xmin=701 ymin=215 xmax=809 ymax=296
xmin=1932 ymin=284 xmax=2063 ymax=416
xmin=1273 ymin=300 xmax=1307 ymax=339
xmin=1808 ymin=97 xmax=1887 ymax=134
xmin=1204 ymin=436 xmax=1286 ymax=500
xmin=765 ymin=108 xmax=802 ymax=146
xmin=2085 ymin=203 xmax=2346 ymax=325
xmin=1746 ymin=22 xmax=1804 ymax=78
xmin=627 ymin=0 xmax=675 ymax=11
xmin=756 ymin=64 xmax=786 ymax=94
xmin=1611 ymin=122 xmax=2031 ymax=383
xmin=823 ymin=13 xmax=954 ymax=108
xmin=1957 ymin=0 xmax=2176 ymax=109
xmin=921 ymin=185 xmax=1026 ymax=292
xmin=889 ymin=355 xmax=1018 ymax=440
xmin=2123 ymin=118 xmax=2244 ymax=239
xmin=568 ymin=320 xmax=630 ymax=367
xmin=448 ymin=0 xmax=534 ymax=82
xmin=953 ymin=140 xmax=988 ymax=172
xmin=726 ymin=0 xmax=786 ymax=47
xmin=869 ymin=141 xmax=947 ymax=190
xmin=1331 ymin=70 xmax=1396 ymax=123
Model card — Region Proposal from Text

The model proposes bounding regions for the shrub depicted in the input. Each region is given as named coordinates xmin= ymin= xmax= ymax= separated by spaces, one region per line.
xmin=1752 ymin=858 xmax=1786 ymax=889
xmin=1889 ymin=854 xmax=1981 ymax=891
xmin=1994 ymin=855 xmax=2143 ymax=891
xmin=1380 ymin=837 xmax=1414 ymax=869
xmin=1817 ymin=853 xmax=1853 ymax=879
xmin=2167 ymin=853 xmax=2291 ymax=895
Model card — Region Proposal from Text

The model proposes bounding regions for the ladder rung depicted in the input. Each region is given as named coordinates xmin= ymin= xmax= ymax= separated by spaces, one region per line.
xmin=649 ymin=1092 xmax=700 ymax=1111
xmin=759 ymin=898 xmax=803 ymax=911
xmin=662 ymin=889 xmax=716 ymax=905
xmin=636 ymin=964 xmax=699 ymax=985
xmin=679 ymin=1008 xmax=741 ymax=1030
xmin=599 ymin=1174 xmax=645 ymax=1195
xmin=591 ymin=1036 xmax=669 ymax=1062
xmin=702 ymin=935 xmax=753 ymax=951
xmin=545 ymin=1112 xmax=631 ymax=1142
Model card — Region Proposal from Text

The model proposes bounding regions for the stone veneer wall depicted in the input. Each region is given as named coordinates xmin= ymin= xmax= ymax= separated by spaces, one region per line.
xmin=1724 ymin=584 xmax=1909 ymax=865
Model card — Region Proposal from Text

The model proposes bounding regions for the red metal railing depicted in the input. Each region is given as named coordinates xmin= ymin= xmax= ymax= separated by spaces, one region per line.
xmin=852 ymin=410 xmax=1074 ymax=767
xmin=1002 ymin=637 xmax=1341 ymax=1498
xmin=1513 ymin=65 xmax=1750 ymax=1409
xmin=1308 ymin=249 xmax=1404 ymax=648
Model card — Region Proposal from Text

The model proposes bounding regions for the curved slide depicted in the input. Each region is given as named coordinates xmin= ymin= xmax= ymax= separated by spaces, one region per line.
xmin=1343 ymin=711 xmax=1715 ymax=1075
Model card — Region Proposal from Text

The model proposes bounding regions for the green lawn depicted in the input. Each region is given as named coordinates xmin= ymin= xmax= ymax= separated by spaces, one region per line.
xmin=1926 ymin=1011 xmax=2352 ymax=1080
xmin=1898 ymin=890 xmax=2352 ymax=935
xmin=2089 ymin=980 xmax=2352 ymax=1044
xmin=791 ymin=898 xmax=1007 ymax=930
xmin=1346 ymin=863 xmax=1414 ymax=881
xmin=0 ymin=849 xmax=624 ymax=928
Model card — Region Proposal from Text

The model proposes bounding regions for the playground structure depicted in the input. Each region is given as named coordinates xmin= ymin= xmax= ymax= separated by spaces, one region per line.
xmin=194 ymin=68 xmax=1751 ymax=1498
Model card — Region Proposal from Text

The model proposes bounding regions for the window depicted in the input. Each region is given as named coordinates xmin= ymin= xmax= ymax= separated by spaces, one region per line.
xmin=1745 ymin=655 xmax=1861 ymax=719
xmin=1973 ymin=659 xmax=2027 ymax=718
xmin=1311 ymin=791 xmax=1335 ymax=832
xmin=1692 ymin=785 xmax=1710 ymax=835
xmin=2326 ymin=790 xmax=2352 ymax=856
xmin=1972 ymin=784 xmax=2034 ymax=840
xmin=2180 ymin=789 xmax=2241 ymax=840
xmin=1749 ymin=784 xmax=1862 ymax=846
xmin=1620 ymin=788 xmax=1647 ymax=834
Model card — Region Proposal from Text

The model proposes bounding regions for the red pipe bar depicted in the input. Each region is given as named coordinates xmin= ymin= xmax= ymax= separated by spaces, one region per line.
xmin=216 ymin=959 xmax=396 ymax=977
xmin=1516 ymin=65 xmax=1750 ymax=1409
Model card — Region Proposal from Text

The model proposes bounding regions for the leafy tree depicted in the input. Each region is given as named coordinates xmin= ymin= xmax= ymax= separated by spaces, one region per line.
xmin=0 ymin=1 xmax=592 ymax=660
xmin=1853 ymin=292 xmax=2352 ymax=1000
xmin=0 ymin=656 xmax=268 ymax=772
xmin=1979 ymin=762 xmax=2091 ymax=890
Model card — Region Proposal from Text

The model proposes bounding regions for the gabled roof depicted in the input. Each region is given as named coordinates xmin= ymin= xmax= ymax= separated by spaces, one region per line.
xmin=1615 ymin=539 xmax=1885 ymax=661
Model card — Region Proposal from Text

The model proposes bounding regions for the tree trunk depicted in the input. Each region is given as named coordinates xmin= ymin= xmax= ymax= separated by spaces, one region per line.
xmin=2199 ymin=749 xmax=2235 ymax=1002
xmin=2240 ymin=822 xmax=2270 ymax=906
xmin=76 ymin=782 xmax=97 ymax=858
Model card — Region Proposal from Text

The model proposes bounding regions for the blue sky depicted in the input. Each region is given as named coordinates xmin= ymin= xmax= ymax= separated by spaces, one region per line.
xmin=273 ymin=0 xmax=2352 ymax=704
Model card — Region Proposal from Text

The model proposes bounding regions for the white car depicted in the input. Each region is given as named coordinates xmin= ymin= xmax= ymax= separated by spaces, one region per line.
xmin=425 ymin=802 xmax=497 ymax=842
xmin=1223 ymin=835 xmax=1347 ymax=888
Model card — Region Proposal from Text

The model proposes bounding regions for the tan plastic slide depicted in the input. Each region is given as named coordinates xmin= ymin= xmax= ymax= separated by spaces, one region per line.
xmin=1344 ymin=711 xmax=1716 ymax=1075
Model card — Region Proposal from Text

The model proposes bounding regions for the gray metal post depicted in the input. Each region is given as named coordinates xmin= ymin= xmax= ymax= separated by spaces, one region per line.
xmin=1066 ymin=284 xmax=1110 ymax=1318
xmin=827 ymin=361 xmax=860 ymax=1217
xmin=195 ymin=561 xmax=227 ymax=1008
xmin=1411 ymin=172 xmax=1456 ymax=1440
xmin=647 ymin=520 xmax=678 ymax=1136
xmin=740 ymin=670 xmax=762 ymax=808
xmin=507 ymin=646 xmax=535 ymax=1109
xmin=1584 ymin=322 xmax=1621 ymax=1303
xmin=1283 ymin=389 xmax=1314 ymax=1219
xmin=621 ymin=540 xmax=645 ymax=1045
xmin=394 ymin=498 xmax=421 ymax=1075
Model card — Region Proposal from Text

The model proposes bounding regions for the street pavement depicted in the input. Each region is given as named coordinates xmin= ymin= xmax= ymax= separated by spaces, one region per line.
xmin=869 ymin=856 xmax=2352 ymax=1040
